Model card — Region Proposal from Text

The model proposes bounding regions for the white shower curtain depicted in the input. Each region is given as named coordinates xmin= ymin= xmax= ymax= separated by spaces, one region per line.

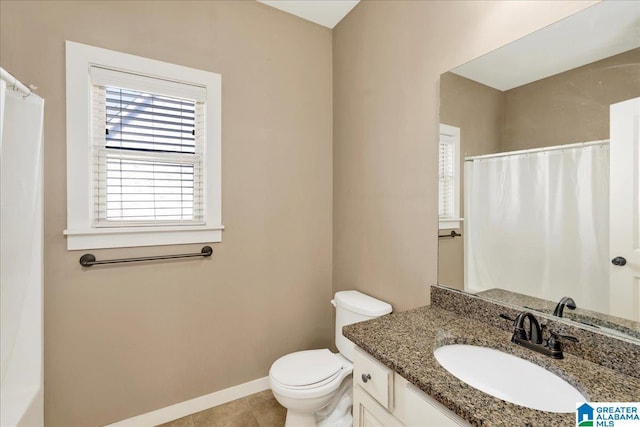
xmin=464 ymin=143 xmax=609 ymax=314
xmin=1 ymin=74 xmax=45 ymax=427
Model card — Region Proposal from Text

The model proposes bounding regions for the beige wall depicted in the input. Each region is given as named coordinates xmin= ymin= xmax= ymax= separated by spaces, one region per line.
xmin=332 ymin=0 xmax=597 ymax=310
xmin=0 ymin=1 xmax=332 ymax=426
xmin=503 ymin=48 xmax=640 ymax=151
xmin=439 ymin=73 xmax=503 ymax=289
xmin=440 ymin=72 xmax=504 ymax=158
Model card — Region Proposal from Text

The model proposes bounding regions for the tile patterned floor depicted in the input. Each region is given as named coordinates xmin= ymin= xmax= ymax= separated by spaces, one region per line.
xmin=157 ymin=390 xmax=286 ymax=427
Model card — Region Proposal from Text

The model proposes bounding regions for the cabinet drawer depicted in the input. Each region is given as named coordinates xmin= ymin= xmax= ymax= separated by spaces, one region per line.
xmin=353 ymin=347 xmax=393 ymax=410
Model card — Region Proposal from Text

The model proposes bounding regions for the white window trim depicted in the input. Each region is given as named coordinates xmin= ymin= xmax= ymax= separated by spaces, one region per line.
xmin=64 ymin=41 xmax=223 ymax=250
xmin=439 ymin=123 xmax=462 ymax=230
xmin=439 ymin=218 xmax=464 ymax=230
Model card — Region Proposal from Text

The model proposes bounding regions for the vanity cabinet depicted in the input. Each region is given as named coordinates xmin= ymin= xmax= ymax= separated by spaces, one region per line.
xmin=352 ymin=347 xmax=470 ymax=427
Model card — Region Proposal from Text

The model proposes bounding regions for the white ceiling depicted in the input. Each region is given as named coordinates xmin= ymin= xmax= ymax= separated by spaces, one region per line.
xmin=258 ymin=0 xmax=359 ymax=29
xmin=451 ymin=1 xmax=640 ymax=91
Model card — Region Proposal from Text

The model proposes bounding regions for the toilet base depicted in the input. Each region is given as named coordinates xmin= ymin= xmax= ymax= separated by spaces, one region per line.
xmin=284 ymin=409 xmax=317 ymax=427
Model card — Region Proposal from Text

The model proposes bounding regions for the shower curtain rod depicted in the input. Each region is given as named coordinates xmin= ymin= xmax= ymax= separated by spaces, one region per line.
xmin=465 ymin=139 xmax=609 ymax=162
xmin=0 ymin=67 xmax=33 ymax=97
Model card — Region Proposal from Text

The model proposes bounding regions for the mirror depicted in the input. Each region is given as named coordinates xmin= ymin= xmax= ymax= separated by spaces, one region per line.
xmin=437 ymin=1 xmax=640 ymax=341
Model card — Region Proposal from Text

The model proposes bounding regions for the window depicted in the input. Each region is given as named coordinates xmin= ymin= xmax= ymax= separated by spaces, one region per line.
xmin=64 ymin=41 xmax=222 ymax=250
xmin=92 ymin=70 xmax=205 ymax=226
xmin=439 ymin=124 xmax=461 ymax=229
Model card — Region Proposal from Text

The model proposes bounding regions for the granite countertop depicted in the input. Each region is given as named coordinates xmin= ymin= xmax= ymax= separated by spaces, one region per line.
xmin=343 ymin=306 xmax=640 ymax=427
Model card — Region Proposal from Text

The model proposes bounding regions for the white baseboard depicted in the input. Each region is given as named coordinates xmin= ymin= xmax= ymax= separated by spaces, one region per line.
xmin=105 ymin=376 xmax=270 ymax=427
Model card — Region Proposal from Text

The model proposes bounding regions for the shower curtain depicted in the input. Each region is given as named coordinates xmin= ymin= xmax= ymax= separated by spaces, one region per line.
xmin=464 ymin=143 xmax=609 ymax=314
xmin=1 ymin=74 xmax=44 ymax=427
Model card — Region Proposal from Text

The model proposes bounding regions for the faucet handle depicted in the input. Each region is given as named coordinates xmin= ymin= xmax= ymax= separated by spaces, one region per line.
xmin=549 ymin=330 xmax=579 ymax=343
xmin=499 ymin=313 xmax=516 ymax=323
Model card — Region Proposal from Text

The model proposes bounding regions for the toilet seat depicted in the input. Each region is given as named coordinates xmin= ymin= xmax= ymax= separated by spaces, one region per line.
xmin=270 ymin=349 xmax=343 ymax=387
xmin=273 ymin=369 xmax=342 ymax=391
xmin=269 ymin=349 xmax=353 ymax=399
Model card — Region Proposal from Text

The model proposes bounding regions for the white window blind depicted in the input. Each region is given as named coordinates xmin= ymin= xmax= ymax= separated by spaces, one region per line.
xmin=438 ymin=123 xmax=460 ymax=229
xmin=91 ymin=72 xmax=206 ymax=227
xmin=439 ymin=137 xmax=455 ymax=219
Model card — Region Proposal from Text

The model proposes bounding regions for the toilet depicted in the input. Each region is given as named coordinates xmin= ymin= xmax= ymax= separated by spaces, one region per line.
xmin=269 ymin=291 xmax=392 ymax=427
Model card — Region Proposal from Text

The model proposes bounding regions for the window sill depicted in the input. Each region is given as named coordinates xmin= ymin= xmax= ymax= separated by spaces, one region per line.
xmin=438 ymin=218 xmax=463 ymax=230
xmin=64 ymin=225 xmax=224 ymax=250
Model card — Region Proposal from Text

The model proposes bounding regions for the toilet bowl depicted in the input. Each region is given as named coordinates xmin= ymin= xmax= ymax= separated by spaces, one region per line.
xmin=269 ymin=291 xmax=392 ymax=427
xmin=270 ymin=350 xmax=353 ymax=426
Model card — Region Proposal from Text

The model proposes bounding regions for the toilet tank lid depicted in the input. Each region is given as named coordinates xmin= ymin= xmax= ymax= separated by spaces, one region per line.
xmin=334 ymin=291 xmax=392 ymax=316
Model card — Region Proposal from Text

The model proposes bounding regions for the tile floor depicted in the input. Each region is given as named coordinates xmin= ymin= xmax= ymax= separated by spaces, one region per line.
xmin=158 ymin=390 xmax=286 ymax=427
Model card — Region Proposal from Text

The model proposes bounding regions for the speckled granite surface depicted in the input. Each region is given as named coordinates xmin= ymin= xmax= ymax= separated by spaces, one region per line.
xmin=343 ymin=306 xmax=640 ymax=427
xmin=431 ymin=285 xmax=640 ymax=380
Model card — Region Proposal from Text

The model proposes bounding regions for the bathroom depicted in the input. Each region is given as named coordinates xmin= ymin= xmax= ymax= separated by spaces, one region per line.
xmin=0 ymin=1 xmax=638 ymax=426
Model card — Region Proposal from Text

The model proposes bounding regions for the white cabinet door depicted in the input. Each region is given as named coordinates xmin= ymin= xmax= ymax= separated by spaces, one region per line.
xmin=353 ymin=385 xmax=403 ymax=427
xmin=404 ymin=384 xmax=470 ymax=427
xmin=610 ymin=97 xmax=640 ymax=321
xmin=361 ymin=407 xmax=385 ymax=427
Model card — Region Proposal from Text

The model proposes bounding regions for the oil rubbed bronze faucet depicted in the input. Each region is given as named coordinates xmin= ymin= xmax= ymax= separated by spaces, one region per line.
xmin=500 ymin=312 xmax=578 ymax=359
xmin=513 ymin=311 xmax=543 ymax=344
xmin=553 ymin=297 xmax=577 ymax=318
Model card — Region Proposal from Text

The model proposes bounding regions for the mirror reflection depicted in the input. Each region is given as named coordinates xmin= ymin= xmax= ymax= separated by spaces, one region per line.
xmin=437 ymin=1 xmax=640 ymax=341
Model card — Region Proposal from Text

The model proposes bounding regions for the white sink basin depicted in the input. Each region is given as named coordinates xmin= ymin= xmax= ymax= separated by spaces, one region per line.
xmin=434 ymin=344 xmax=586 ymax=413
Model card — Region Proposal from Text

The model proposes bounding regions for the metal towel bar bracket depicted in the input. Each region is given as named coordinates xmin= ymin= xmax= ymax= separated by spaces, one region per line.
xmin=79 ymin=246 xmax=213 ymax=267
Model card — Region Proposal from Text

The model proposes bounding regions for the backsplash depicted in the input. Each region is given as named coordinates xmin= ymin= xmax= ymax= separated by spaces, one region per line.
xmin=476 ymin=288 xmax=640 ymax=341
xmin=431 ymin=285 xmax=640 ymax=380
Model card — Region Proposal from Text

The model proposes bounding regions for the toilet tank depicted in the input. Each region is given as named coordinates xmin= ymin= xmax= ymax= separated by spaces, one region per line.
xmin=333 ymin=291 xmax=392 ymax=361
